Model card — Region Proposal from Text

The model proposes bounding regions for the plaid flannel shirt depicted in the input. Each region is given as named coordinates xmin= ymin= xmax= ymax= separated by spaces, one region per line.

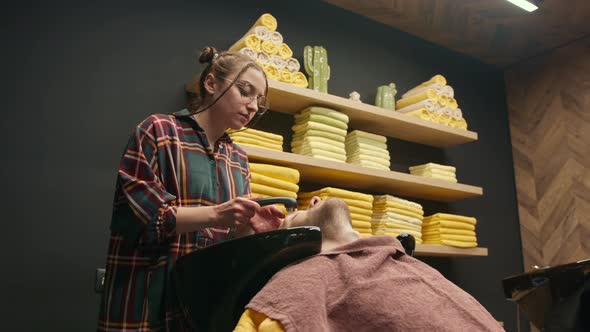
xmin=98 ymin=109 xmax=251 ymax=331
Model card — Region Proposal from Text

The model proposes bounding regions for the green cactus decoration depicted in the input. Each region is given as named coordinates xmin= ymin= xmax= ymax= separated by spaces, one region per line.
xmin=375 ymin=83 xmax=397 ymax=110
xmin=303 ymin=46 xmax=330 ymax=93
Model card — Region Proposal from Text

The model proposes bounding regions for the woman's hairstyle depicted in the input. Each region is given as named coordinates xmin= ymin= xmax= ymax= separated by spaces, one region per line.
xmin=187 ymin=46 xmax=267 ymax=114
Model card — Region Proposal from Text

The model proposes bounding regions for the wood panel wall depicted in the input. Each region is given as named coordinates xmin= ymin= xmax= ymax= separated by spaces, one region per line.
xmin=505 ymin=37 xmax=590 ymax=271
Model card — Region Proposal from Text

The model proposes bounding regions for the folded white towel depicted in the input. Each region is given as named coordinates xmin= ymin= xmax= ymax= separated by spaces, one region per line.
xmin=238 ymin=47 xmax=258 ymax=61
xmin=286 ymin=57 xmax=300 ymax=73
xmin=270 ymin=30 xmax=283 ymax=44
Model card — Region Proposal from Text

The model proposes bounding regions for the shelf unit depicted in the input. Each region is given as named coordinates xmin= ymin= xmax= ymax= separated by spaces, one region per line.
xmin=254 ymin=80 xmax=487 ymax=257
xmin=243 ymin=146 xmax=483 ymax=202
xmin=267 ymin=80 xmax=477 ymax=148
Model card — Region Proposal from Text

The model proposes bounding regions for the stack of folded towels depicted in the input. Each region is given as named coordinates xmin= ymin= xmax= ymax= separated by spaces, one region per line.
xmin=422 ymin=213 xmax=478 ymax=248
xmin=371 ymin=195 xmax=424 ymax=244
xmin=249 ymin=163 xmax=300 ymax=214
xmin=297 ymin=187 xmax=374 ymax=237
xmin=345 ymin=130 xmax=391 ymax=171
xmin=409 ymin=163 xmax=457 ymax=183
xmin=228 ymin=13 xmax=308 ymax=88
xmin=395 ymin=74 xmax=468 ymax=130
xmin=291 ymin=107 xmax=349 ymax=163
xmin=229 ymin=128 xmax=284 ymax=151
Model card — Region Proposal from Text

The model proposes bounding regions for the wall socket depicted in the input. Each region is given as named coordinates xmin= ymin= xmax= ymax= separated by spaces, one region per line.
xmin=95 ymin=268 xmax=105 ymax=294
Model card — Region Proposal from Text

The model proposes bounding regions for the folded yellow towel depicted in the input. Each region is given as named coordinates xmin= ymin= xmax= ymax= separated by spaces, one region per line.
xmin=346 ymin=148 xmax=390 ymax=160
xmin=348 ymin=160 xmax=390 ymax=171
xmin=351 ymin=220 xmax=372 ymax=228
xmin=419 ymin=74 xmax=447 ymax=87
xmin=299 ymin=107 xmax=349 ymax=124
xmin=299 ymin=188 xmax=373 ymax=203
xmin=412 ymin=173 xmax=458 ymax=183
xmin=423 ymin=239 xmax=477 ymax=248
xmin=292 ymin=121 xmax=348 ymax=137
xmin=409 ymin=163 xmax=456 ymax=173
xmin=292 ymin=130 xmax=346 ymax=143
xmin=298 ymin=195 xmax=373 ymax=210
xmin=350 ymin=213 xmax=371 ymax=223
xmin=422 ymin=234 xmax=477 ymax=243
xmin=295 ymin=113 xmax=348 ymax=130
xmin=410 ymin=168 xmax=455 ymax=177
xmin=387 ymin=221 xmax=422 ymax=232
xmin=249 ymin=163 xmax=300 ymax=183
xmin=372 ymin=207 xmax=423 ymax=220
xmin=425 ymin=213 xmax=477 ymax=225
xmin=263 ymin=64 xmax=279 ymax=80
xmin=251 ymin=173 xmax=299 ymax=193
xmin=229 ymin=34 xmax=262 ymax=53
xmin=345 ymin=137 xmax=388 ymax=150
xmin=438 ymin=95 xmax=450 ymax=107
xmin=278 ymin=69 xmax=292 ymax=83
xmin=402 ymin=83 xmax=443 ymax=99
xmin=292 ymin=136 xmax=345 ymax=149
xmin=348 ymin=205 xmax=373 ymax=216
xmin=448 ymin=98 xmax=458 ymax=109
xmin=230 ymin=128 xmax=284 ymax=142
xmin=422 ymin=220 xmax=475 ymax=231
xmin=372 ymin=201 xmax=424 ymax=216
xmin=347 ymin=130 xmax=387 ymax=143
xmin=292 ymin=149 xmax=347 ymax=162
xmin=371 ymin=212 xmax=423 ymax=226
xmin=278 ymin=43 xmax=293 ymax=59
xmin=231 ymin=133 xmax=282 ymax=147
xmin=422 ymin=228 xmax=475 ymax=236
xmin=453 ymin=117 xmax=468 ymax=130
xmin=291 ymin=141 xmax=346 ymax=155
xmin=235 ymin=308 xmax=283 ymax=332
xmin=396 ymin=99 xmax=437 ymax=113
xmin=233 ymin=138 xmax=282 ymax=151
xmin=396 ymin=89 xmax=439 ymax=109
xmin=405 ymin=108 xmax=433 ymax=121
xmin=261 ymin=40 xmax=278 ymax=55
xmin=345 ymin=141 xmax=388 ymax=154
xmin=250 ymin=183 xmax=297 ymax=199
xmin=291 ymin=72 xmax=308 ymax=88
xmin=373 ymin=195 xmax=423 ymax=210
xmin=251 ymin=13 xmax=277 ymax=32
xmin=301 ymin=154 xmax=345 ymax=163
xmin=347 ymin=154 xmax=391 ymax=167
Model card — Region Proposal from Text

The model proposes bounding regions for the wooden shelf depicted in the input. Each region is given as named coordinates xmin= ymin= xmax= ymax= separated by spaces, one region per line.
xmin=414 ymin=244 xmax=488 ymax=257
xmin=267 ymin=80 xmax=478 ymax=148
xmin=243 ymin=146 xmax=483 ymax=202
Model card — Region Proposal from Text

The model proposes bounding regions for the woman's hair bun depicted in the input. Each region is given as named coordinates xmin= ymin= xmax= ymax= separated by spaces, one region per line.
xmin=199 ymin=46 xmax=219 ymax=64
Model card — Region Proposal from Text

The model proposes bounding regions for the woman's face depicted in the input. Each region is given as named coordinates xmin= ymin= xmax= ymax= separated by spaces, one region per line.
xmin=212 ymin=67 xmax=267 ymax=130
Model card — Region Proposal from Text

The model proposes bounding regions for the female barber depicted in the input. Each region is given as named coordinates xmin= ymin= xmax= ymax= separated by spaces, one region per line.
xmin=98 ymin=46 xmax=283 ymax=331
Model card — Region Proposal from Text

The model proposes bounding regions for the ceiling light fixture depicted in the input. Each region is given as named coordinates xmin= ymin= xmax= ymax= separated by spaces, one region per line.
xmin=505 ymin=0 xmax=539 ymax=12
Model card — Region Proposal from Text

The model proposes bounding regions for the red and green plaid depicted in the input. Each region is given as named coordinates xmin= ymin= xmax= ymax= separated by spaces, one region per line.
xmin=98 ymin=109 xmax=251 ymax=331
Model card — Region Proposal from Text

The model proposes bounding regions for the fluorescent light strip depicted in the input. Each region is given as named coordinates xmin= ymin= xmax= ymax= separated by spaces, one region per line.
xmin=505 ymin=0 xmax=538 ymax=12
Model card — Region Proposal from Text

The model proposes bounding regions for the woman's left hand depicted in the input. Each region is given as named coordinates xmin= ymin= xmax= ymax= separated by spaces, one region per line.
xmin=248 ymin=205 xmax=285 ymax=233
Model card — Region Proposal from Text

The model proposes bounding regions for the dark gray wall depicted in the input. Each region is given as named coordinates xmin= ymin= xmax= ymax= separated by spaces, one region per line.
xmin=5 ymin=0 xmax=525 ymax=330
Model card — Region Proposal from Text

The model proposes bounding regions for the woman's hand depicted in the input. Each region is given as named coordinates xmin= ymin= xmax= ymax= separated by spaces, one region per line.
xmin=213 ymin=197 xmax=261 ymax=228
xmin=249 ymin=205 xmax=285 ymax=233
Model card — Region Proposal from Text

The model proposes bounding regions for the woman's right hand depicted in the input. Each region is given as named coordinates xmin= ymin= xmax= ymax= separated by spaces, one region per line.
xmin=213 ymin=197 xmax=261 ymax=228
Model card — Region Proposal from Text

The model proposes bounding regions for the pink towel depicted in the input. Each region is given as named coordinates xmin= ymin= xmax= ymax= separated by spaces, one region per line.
xmin=247 ymin=236 xmax=503 ymax=331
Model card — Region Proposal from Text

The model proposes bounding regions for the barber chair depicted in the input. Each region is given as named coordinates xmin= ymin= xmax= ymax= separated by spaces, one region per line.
xmin=502 ymin=258 xmax=590 ymax=331
xmin=172 ymin=197 xmax=416 ymax=331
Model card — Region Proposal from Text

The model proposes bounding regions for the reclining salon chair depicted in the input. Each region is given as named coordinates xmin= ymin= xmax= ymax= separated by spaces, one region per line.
xmin=172 ymin=197 xmax=416 ymax=331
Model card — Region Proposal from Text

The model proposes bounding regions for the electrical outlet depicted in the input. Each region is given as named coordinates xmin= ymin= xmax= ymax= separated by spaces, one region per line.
xmin=95 ymin=268 xmax=105 ymax=294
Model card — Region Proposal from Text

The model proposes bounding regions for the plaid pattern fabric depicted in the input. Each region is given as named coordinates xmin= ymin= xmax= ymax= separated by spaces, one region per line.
xmin=98 ymin=109 xmax=251 ymax=331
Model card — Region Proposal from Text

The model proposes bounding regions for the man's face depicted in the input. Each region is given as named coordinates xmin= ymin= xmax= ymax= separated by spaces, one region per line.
xmin=279 ymin=196 xmax=325 ymax=229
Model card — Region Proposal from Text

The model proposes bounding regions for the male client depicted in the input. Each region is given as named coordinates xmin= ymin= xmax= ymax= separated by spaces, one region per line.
xmin=234 ymin=196 xmax=503 ymax=331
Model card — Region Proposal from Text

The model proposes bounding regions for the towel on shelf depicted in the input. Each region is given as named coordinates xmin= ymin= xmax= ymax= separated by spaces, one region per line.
xmin=396 ymin=99 xmax=437 ymax=113
xmin=348 ymin=205 xmax=373 ymax=216
xmin=263 ymin=64 xmax=279 ymax=80
xmin=251 ymin=13 xmax=277 ymax=31
xmin=418 ymin=74 xmax=447 ymax=87
xmin=298 ymin=107 xmax=350 ymax=124
xmin=402 ymin=83 xmax=444 ymax=99
xmin=249 ymin=163 xmax=300 ymax=183
xmin=347 ymin=150 xmax=390 ymax=162
xmin=251 ymin=173 xmax=299 ymax=192
xmin=278 ymin=43 xmax=293 ymax=59
xmin=291 ymin=141 xmax=346 ymax=155
xmin=348 ymin=160 xmax=390 ymax=171
xmin=372 ymin=207 xmax=423 ymax=221
xmin=373 ymin=195 xmax=423 ymax=210
xmin=347 ymin=154 xmax=391 ymax=168
xmin=372 ymin=201 xmax=423 ymax=216
xmin=286 ymin=58 xmax=300 ymax=73
xmin=250 ymin=183 xmax=297 ymax=198
xmin=422 ymin=220 xmax=475 ymax=231
xmin=351 ymin=213 xmax=372 ymax=223
xmin=279 ymin=69 xmax=293 ymax=83
xmin=230 ymin=128 xmax=284 ymax=143
xmin=256 ymin=52 xmax=270 ymax=65
xmin=345 ymin=137 xmax=387 ymax=150
xmin=406 ymin=108 xmax=433 ymax=121
xmin=292 ymin=129 xmax=345 ymax=142
xmin=442 ymin=85 xmax=454 ymax=98
xmin=294 ymin=113 xmax=348 ymax=130
xmin=425 ymin=213 xmax=477 ymax=225
xmin=238 ymin=47 xmax=258 ymax=61
xmin=270 ymin=31 xmax=283 ymax=44
xmin=411 ymin=168 xmax=456 ymax=177
xmin=300 ymin=187 xmax=373 ymax=203
xmin=230 ymin=134 xmax=282 ymax=147
xmin=396 ymin=89 xmax=439 ymax=109
xmin=409 ymin=163 xmax=456 ymax=173
xmin=447 ymin=98 xmax=458 ymax=109
xmin=347 ymin=130 xmax=387 ymax=143
xmin=423 ymin=239 xmax=477 ymax=248
xmin=422 ymin=234 xmax=477 ymax=243
xmin=385 ymin=221 xmax=422 ymax=232
xmin=261 ymin=40 xmax=278 ymax=55
xmin=291 ymin=148 xmax=347 ymax=162
xmin=292 ymin=72 xmax=308 ymax=88
xmin=372 ymin=211 xmax=423 ymax=226
xmin=229 ymin=34 xmax=262 ymax=52
xmin=232 ymin=138 xmax=282 ymax=151
xmin=292 ymin=136 xmax=345 ymax=149
xmin=246 ymin=25 xmax=271 ymax=41
xmin=268 ymin=55 xmax=286 ymax=70
xmin=352 ymin=220 xmax=372 ymax=228
xmin=292 ymin=121 xmax=348 ymax=137
xmin=422 ymin=228 xmax=475 ymax=236
xmin=345 ymin=141 xmax=388 ymax=154
xmin=299 ymin=195 xmax=374 ymax=210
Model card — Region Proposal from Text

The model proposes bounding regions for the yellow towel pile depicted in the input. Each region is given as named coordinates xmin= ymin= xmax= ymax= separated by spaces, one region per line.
xmin=371 ymin=195 xmax=424 ymax=244
xmin=249 ymin=163 xmax=300 ymax=214
xmin=229 ymin=13 xmax=308 ymax=88
xmin=396 ymin=75 xmax=469 ymax=130
xmin=345 ymin=130 xmax=390 ymax=171
xmin=422 ymin=213 xmax=478 ymax=248
xmin=291 ymin=107 xmax=349 ymax=163
xmin=409 ymin=162 xmax=457 ymax=183
xmin=229 ymin=128 xmax=284 ymax=151
xmin=298 ymin=187 xmax=374 ymax=236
